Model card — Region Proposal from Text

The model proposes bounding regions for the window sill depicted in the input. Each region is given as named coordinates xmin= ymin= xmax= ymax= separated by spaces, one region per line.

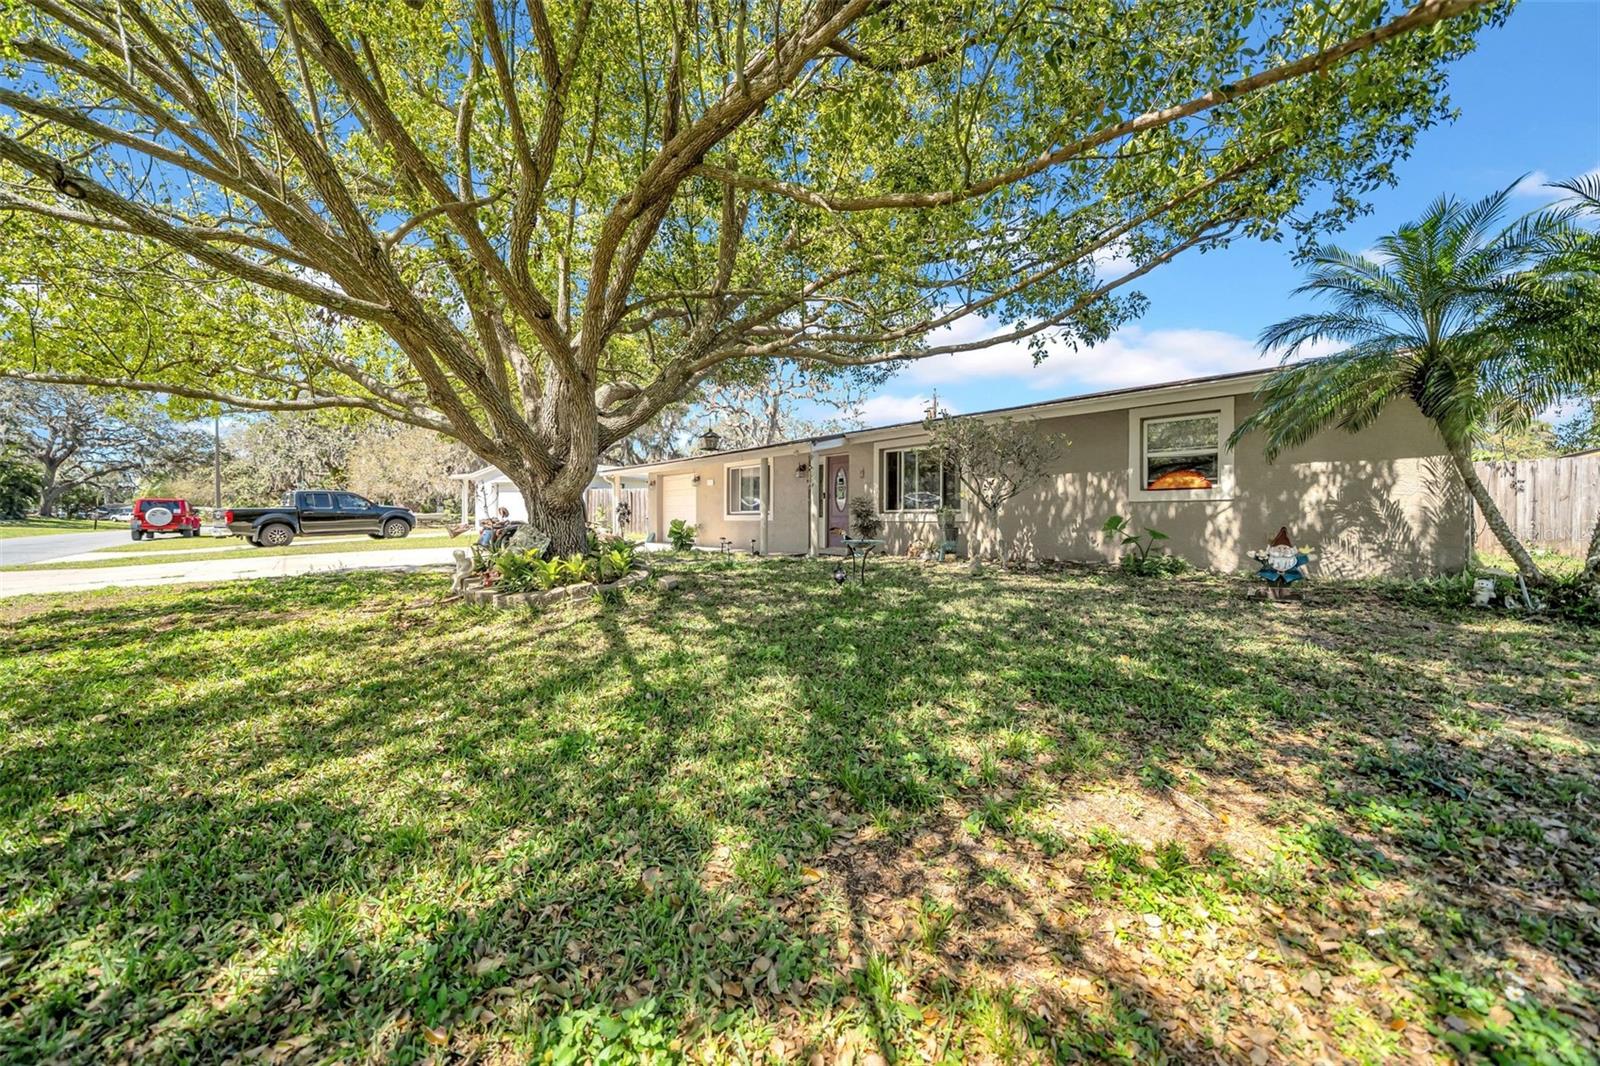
xmin=1128 ymin=490 xmax=1235 ymax=504
xmin=724 ymin=512 xmax=761 ymax=521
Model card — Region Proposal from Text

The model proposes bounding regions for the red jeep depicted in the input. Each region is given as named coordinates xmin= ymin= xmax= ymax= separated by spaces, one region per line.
xmin=130 ymin=498 xmax=202 ymax=540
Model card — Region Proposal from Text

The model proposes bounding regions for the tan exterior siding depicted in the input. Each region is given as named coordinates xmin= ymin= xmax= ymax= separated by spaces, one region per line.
xmin=645 ymin=447 xmax=813 ymax=555
xmin=947 ymin=397 xmax=1468 ymax=576
xmin=865 ymin=394 xmax=1467 ymax=577
xmin=629 ymin=389 xmax=1469 ymax=578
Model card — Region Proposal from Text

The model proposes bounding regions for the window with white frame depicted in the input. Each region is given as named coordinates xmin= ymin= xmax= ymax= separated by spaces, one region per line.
xmin=1140 ymin=412 xmax=1221 ymax=491
xmin=881 ymin=447 xmax=958 ymax=512
xmin=726 ymin=465 xmax=762 ymax=515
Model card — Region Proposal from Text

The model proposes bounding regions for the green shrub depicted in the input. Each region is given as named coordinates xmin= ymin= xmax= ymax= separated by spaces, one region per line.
xmin=1103 ymin=514 xmax=1182 ymax=577
xmin=493 ymin=548 xmax=547 ymax=593
xmin=1395 ymin=573 xmax=1477 ymax=611
xmin=1543 ymin=573 xmax=1600 ymax=626
xmin=483 ymin=529 xmax=641 ymax=594
xmin=849 ymin=494 xmax=883 ymax=539
xmin=0 ymin=453 xmax=42 ymax=519
xmin=667 ymin=519 xmax=696 ymax=550
xmin=558 ymin=552 xmax=593 ymax=584
xmin=1119 ymin=552 xmax=1187 ymax=577
xmin=596 ymin=545 xmax=638 ymax=583
xmin=530 ymin=557 xmax=565 ymax=590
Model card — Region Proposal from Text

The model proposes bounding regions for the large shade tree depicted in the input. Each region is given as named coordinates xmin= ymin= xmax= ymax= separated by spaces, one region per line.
xmin=0 ymin=0 xmax=1506 ymax=550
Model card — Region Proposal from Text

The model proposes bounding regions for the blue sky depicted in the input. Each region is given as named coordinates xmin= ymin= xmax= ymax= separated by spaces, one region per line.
xmin=857 ymin=0 xmax=1600 ymax=425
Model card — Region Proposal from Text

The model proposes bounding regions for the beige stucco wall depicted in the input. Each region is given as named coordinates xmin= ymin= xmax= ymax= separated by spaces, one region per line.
xmin=866 ymin=394 xmax=1468 ymax=577
xmin=644 ymin=447 xmax=812 ymax=555
xmin=632 ymin=392 xmax=1470 ymax=577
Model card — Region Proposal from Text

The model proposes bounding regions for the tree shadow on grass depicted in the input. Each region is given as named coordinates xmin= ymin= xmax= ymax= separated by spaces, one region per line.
xmin=0 ymin=561 xmax=1595 ymax=1061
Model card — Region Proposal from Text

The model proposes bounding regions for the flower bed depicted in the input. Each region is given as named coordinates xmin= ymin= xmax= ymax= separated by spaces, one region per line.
xmin=456 ymin=529 xmax=649 ymax=609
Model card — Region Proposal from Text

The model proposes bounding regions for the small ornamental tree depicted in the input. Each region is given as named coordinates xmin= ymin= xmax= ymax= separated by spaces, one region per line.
xmin=924 ymin=414 xmax=1066 ymax=560
xmin=0 ymin=0 xmax=1507 ymax=552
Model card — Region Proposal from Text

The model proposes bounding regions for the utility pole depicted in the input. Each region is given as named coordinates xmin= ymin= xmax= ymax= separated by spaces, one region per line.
xmin=212 ymin=411 xmax=222 ymax=515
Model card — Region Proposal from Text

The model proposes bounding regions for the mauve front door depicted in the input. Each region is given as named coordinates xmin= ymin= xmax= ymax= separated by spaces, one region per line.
xmin=825 ymin=455 xmax=849 ymax=548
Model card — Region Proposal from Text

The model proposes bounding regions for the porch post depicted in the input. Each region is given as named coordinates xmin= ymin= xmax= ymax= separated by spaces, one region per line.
xmin=759 ymin=456 xmax=771 ymax=555
xmin=807 ymin=453 xmax=820 ymax=558
xmin=459 ymin=479 xmax=469 ymax=523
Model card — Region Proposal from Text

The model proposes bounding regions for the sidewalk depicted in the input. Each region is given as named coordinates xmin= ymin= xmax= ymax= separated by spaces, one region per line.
xmin=0 ymin=546 xmax=460 ymax=599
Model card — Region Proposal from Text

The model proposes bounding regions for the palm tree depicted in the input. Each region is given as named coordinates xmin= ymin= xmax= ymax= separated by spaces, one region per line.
xmin=1232 ymin=185 xmax=1588 ymax=587
xmin=1534 ymin=175 xmax=1600 ymax=586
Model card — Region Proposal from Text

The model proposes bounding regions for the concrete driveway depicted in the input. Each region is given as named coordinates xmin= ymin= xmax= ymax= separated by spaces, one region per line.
xmin=0 ymin=545 xmax=460 ymax=599
xmin=0 ymin=530 xmax=136 ymax=566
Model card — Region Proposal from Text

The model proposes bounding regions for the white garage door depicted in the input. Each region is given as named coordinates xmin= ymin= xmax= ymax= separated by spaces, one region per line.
xmin=661 ymin=475 xmax=697 ymax=530
xmin=494 ymin=486 xmax=528 ymax=522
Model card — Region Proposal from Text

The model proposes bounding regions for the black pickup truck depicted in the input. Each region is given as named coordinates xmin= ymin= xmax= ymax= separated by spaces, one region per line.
xmin=225 ymin=490 xmax=415 ymax=548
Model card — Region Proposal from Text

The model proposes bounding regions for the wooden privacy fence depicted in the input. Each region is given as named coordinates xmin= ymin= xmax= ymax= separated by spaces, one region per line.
xmin=1473 ymin=454 xmax=1600 ymax=557
xmin=585 ymin=487 xmax=651 ymax=537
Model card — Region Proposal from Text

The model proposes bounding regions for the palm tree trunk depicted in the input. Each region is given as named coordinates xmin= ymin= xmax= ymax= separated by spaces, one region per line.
xmin=1446 ymin=439 xmax=1544 ymax=586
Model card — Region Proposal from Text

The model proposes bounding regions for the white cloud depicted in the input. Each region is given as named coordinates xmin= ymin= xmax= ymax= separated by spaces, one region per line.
xmin=1512 ymin=170 xmax=1555 ymax=198
xmin=1512 ymin=163 xmax=1599 ymax=203
xmin=893 ymin=318 xmax=1340 ymax=396
xmin=850 ymin=393 xmax=954 ymax=425
xmin=1091 ymin=238 xmax=1136 ymax=281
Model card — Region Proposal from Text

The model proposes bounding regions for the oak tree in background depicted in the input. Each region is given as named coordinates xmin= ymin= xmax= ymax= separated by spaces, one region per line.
xmin=346 ymin=423 xmax=478 ymax=510
xmin=605 ymin=359 xmax=873 ymax=461
xmin=0 ymin=0 xmax=1506 ymax=551
xmin=0 ymin=382 xmax=204 ymax=515
xmin=689 ymin=360 xmax=875 ymax=448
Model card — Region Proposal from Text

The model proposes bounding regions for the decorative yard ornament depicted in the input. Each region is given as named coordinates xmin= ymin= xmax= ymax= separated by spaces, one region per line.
xmin=1249 ymin=526 xmax=1310 ymax=588
xmin=832 ymin=563 xmax=847 ymax=586
xmin=449 ymin=549 xmax=474 ymax=595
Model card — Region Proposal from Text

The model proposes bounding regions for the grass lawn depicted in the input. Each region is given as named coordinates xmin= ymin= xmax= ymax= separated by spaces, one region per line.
xmin=1 ymin=560 xmax=1595 ymax=1063
xmin=0 ymin=531 xmax=460 ymax=571
xmin=1476 ymin=548 xmax=1586 ymax=581
xmin=0 ymin=518 xmax=110 ymax=539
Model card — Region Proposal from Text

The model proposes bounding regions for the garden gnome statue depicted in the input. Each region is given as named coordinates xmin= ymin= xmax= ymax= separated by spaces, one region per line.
xmin=1251 ymin=527 xmax=1310 ymax=585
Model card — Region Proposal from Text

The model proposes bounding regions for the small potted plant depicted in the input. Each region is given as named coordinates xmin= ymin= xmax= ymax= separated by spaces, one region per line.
xmin=848 ymin=494 xmax=883 ymax=540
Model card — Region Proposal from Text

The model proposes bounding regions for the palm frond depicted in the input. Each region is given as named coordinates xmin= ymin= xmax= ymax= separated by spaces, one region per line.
xmin=1552 ymin=174 xmax=1600 ymax=213
xmin=1231 ymin=352 xmax=1405 ymax=459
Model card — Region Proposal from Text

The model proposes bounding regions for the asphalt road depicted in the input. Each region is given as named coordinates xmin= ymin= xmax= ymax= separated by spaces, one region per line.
xmin=0 ymin=530 xmax=136 ymax=567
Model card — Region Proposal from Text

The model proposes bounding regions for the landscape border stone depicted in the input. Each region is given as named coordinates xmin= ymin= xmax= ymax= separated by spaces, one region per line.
xmin=460 ymin=567 xmax=652 ymax=609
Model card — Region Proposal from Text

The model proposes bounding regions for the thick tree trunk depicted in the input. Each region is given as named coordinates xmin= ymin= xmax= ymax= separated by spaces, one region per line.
xmin=523 ymin=487 xmax=590 ymax=556
xmin=36 ymin=459 xmax=64 ymax=517
xmin=1446 ymin=439 xmax=1543 ymax=586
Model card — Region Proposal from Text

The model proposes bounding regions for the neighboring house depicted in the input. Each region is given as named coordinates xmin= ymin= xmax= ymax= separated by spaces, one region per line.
xmin=448 ymin=465 xmax=647 ymax=525
xmin=600 ymin=368 xmax=1470 ymax=577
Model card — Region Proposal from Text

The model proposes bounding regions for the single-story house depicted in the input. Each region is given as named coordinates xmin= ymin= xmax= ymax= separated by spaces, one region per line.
xmin=449 ymin=464 xmax=648 ymax=525
xmin=600 ymin=368 xmax=1470 ymax=577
